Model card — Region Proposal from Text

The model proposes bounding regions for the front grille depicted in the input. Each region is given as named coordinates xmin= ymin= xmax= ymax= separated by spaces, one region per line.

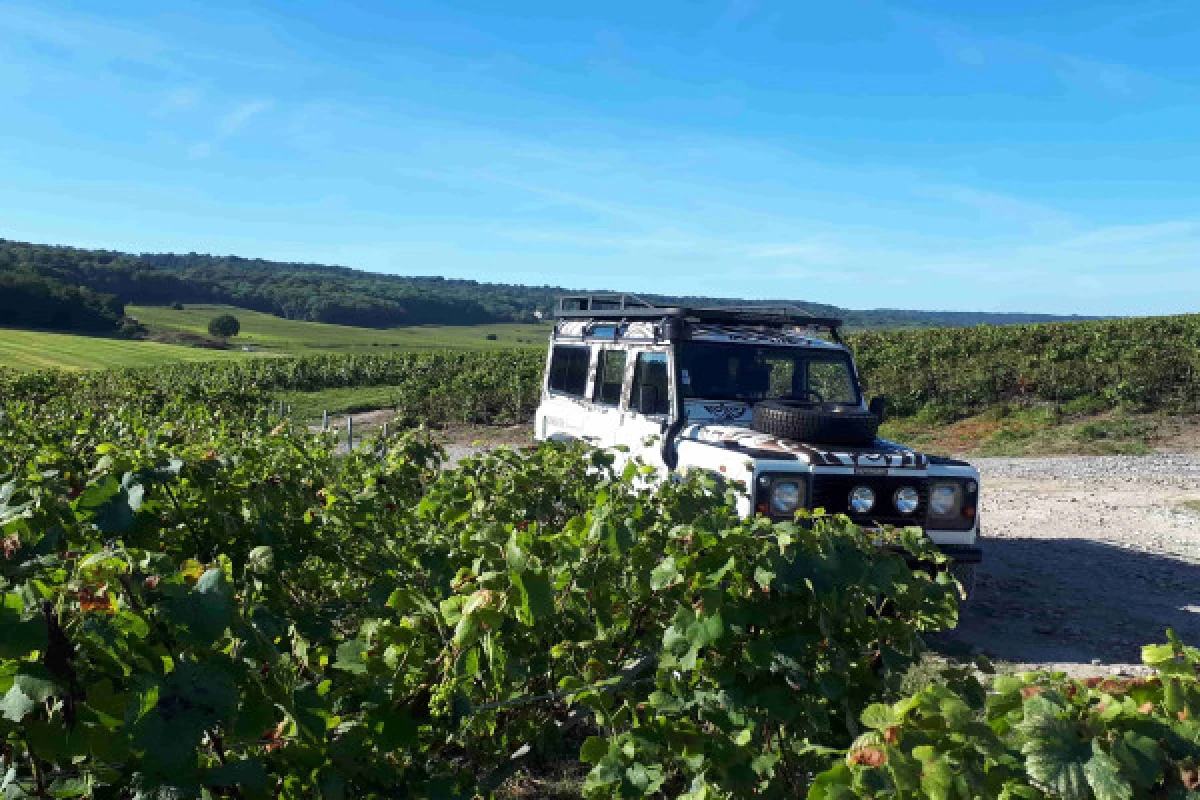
xmin=810 ymin=475 xmax=929 ymax=527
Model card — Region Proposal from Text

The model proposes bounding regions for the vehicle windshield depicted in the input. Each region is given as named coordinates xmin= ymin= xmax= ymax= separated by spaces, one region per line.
xmin=680 ymin=342 xmax=860 ymax=405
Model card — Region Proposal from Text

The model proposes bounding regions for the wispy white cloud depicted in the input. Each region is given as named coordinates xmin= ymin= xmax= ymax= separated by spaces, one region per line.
xmin=910 ymin=183 xmax=1079 ymax=236
xmin=186 ymin=142 xmax=213 ymax=161
xmin=218 ymin=100 xmax=273 ymax=136
xmin=160 ymin=86 xmax=201 ymax=113
xmin=187 ymin=99 xmax=274 ymax=159
xmin=896 ymin=8 xmax=1153 ymax=99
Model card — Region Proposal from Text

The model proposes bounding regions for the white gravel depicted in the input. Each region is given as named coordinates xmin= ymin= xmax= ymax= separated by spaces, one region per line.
xmin=942 ymin=455 xmax=1200 ymax=676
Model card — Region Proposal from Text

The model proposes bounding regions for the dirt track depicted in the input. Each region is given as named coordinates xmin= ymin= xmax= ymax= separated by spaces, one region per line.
xmin=942 ymin=455 xmax=1200 ymax=676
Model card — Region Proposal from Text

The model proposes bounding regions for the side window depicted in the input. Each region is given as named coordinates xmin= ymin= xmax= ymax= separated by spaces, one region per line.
xmin=547 ymin=345 xmax=590 ymax=397
xmin=592 ymin=350 xmax=627 ymax=406
xmin=630 ymin=352 xmax=670 ymax=415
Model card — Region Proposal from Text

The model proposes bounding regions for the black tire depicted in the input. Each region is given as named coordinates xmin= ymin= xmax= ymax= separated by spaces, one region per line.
xmin=751 ymin=400 xmax=881 ymax=445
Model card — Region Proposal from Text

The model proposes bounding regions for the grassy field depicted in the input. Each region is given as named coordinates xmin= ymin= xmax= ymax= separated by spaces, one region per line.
xmin=0 ymin=328 xmax=252 ymax=371
xmin=129 ymin=304 xmax=551 ymax=354
xmin=878 ymin=404 xmax=1199 ymax=456
xmin=280 ymin=385 xmax=412 ymax=423
xmin=0 ymin=305 xmax=549 ymax=371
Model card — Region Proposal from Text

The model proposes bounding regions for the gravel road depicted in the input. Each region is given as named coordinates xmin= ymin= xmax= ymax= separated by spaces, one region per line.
xmin=942 ymin=454 xmax=1200 ymax=676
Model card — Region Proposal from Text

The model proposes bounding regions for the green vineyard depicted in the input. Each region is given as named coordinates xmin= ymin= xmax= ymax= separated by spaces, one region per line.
xmin=2 ymin=313 xmax=1199 ymax=797
xmin=0 ymin=365 xmax=959 ymax=797
xmin=8 ymin=312 xmax=1196 ymax=426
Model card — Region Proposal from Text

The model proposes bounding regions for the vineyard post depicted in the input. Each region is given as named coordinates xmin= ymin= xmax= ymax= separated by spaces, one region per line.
xmin=322 ymin=410 xmax=329 ymax=431
xmin=347 ymin=416 xmax=354 ymax=450
xmin=382 ymin=422 xmax=389 ymax=440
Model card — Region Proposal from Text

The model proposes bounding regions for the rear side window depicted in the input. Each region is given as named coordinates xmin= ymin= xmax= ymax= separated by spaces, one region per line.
xmin=547 ymin=345 xmax=590 ymax=396
xmin=630 ymin=352 xmax=670 ymax=415
xmin=593 ymin=350 xmax=627 ymax=406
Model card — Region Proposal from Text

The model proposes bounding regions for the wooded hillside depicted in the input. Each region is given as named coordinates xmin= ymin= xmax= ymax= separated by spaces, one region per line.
xmin=0 ymin=238 xmax=1098 ymax=333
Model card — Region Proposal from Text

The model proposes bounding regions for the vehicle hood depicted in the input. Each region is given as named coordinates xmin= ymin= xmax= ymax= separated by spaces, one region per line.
xmin=680 ymin=422 xmax=929 ymax=469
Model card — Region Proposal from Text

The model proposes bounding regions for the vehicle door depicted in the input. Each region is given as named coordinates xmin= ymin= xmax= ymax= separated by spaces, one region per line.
xmin=589 ymin=347 xmax=628 ymax=449
xmin=536 ymin=343 xmax=595 ymax=443
xmin=614 ymin=350 xmax=672 ymax=472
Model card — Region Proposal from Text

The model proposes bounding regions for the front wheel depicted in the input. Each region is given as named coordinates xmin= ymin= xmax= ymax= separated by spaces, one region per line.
xmin=950 ymin=562 xmax=977 ymax=605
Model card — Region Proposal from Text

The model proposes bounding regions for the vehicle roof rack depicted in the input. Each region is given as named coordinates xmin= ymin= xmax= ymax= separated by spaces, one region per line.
xmin=554 ymin=295 xmax=844 ymax=340
xmin=557 ymin=293 xmax=656 ymax=312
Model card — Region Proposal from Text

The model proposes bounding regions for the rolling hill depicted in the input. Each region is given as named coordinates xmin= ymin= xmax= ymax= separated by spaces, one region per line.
xmin=1 ymin=237 xmax=1098 ymax=334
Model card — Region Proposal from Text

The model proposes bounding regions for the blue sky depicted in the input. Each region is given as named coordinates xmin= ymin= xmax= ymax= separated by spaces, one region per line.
xmin=1 ymin=1 xmax=1198 ymax=315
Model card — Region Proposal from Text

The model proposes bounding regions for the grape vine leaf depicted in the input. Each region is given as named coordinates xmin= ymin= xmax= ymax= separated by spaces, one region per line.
xmin=0 ymin=594 xmax=45 ymax=659
xmin=1019 ymin=702 xmax=1090 ymax=800
xmin=1083 ymin=741 xmax=1133 ymax=800
xmin=204 ymin=759 xmax=267 ymax=794
xmin=511 ymin=570 xmax=553 ymax=626
xmin=164 ymin=569 xmax=233 ymax=644
xmin=650 ymin=557 xmax=679 ymax=591
xmin=0 ymin=685 xmax=36 ymax=722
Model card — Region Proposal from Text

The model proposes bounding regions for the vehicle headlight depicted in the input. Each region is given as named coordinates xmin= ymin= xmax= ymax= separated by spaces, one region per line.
xmin=893 ymin=486 xmax=920 ymax=514
xmin=770 ymin=481 xmax=802 ymax=515
xmin=929 ymin=483 xmax=963 ymax=517
xmin=848 ymin=486 xmax=876 ymax=514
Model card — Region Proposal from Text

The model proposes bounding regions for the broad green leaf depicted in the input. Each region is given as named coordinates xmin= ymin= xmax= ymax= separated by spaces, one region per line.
xmin=13 ymin=665 xmax=58 ymax=704
xmin=0 ymin=685 xmax=36 ymax=722
xmin=1164 ymin=677 xmax=1184 ymax=714
xmin=580 ymin=736 xmax=610 ymax=765
xmin=0 ymin=614 xmax=46 ymax=660
xmin=204 ymin=759 xmax=267 ymax=793
xmin=806 ymin=763 xmax=854 ymax=800
xmin=1110 ymin=731 xmax=1162 ymax=790
xmin=247 ymin=545 xmax=274 ymax=574
xmin=334 ymin=639 xmax=369 ymax=674
xmin=860 ymin=703 xmax=897 ymax=731
xmin=511 ymin=570 xmax=554 ymax=626
xmin=47 ymin=777 xmax=91 ymax=798
xmin=372 ymin=708 xmax=418 ymax=751
xmin=650 ymin=556 xmax=680 ymax=591
xmin=1020 ymin=710 xmax=1090 ymax=800
xmin=164 ymin=568 xmax=233 ymax=645
xmin=1084 ymin=741 xmax=1133 ymax=800
xmin=504 ymin=532 xmax=528 ymax=573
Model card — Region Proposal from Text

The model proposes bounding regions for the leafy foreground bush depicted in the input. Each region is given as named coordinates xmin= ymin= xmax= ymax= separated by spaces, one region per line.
xmin=0 ymin=396 xmax=959 ymax=798
xmin=813 ymin=632 xmax=1200 ymax=800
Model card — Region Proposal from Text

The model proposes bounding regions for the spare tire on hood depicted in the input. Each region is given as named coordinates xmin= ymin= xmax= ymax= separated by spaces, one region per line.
xmin=751 ymin=400 xmax=881 ymax=445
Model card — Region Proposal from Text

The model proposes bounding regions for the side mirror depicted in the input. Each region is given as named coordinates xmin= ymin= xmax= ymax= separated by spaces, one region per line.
xmin=869 ymin=396 xmax=887 ymax=421
xmin=638 ymin=385 xmax=661 ymax=415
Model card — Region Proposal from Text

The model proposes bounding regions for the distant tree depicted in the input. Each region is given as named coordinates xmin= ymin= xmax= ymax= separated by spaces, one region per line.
xmin=207 ymin=314 xmax=241 ymax=338
xmin=171 ymin=302 xmax=184 ymax=310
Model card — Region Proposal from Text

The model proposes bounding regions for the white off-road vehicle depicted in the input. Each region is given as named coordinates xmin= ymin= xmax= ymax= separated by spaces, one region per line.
xmin=534 ymin=295 xmax=981 ymax=589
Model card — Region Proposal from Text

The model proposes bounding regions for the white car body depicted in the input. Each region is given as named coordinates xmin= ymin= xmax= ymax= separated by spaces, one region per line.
xmin=534 ymin=300 xmax=981 ymax=564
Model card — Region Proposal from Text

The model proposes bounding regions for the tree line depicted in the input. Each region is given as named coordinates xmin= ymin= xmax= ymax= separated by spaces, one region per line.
xmin=0 ymin=237 xmax=1101 ymax=335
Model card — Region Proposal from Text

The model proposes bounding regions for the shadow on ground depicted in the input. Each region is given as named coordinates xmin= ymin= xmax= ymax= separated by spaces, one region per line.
xmin=936 ymin=537 xmax=1200 ymax=666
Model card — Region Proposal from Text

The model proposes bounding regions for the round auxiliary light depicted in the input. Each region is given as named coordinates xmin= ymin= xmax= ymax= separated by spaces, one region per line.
xmin=894 ymin=486 xmax=920 ymax=514
xmin=770 ymin=482 xmax=802 ymax=515
xmin=757 ymin=474 xmax=773 ymax=489
xmin=848 ymin=486 xmax=876 ymax=514
xmin=930 ymin=484 xmax=962 ymax=516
